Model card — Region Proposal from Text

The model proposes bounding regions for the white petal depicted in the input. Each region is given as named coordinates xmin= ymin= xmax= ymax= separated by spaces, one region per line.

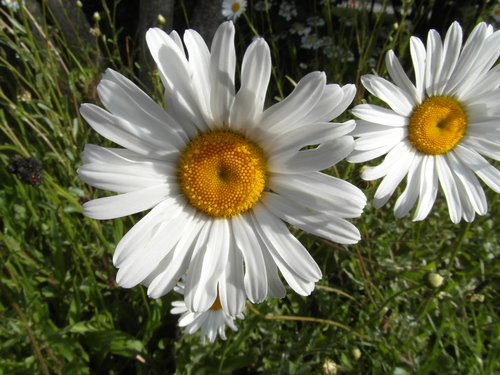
xmin=256 ymin=72 xmax=326 ymax=134
xmin=268 ymin=172 xmax=366 ymax=218
xmin=362 ymin=141 xmax=414 ymax=180
xmin=251 ymin=203 xmax=321 ymax=282
xmin=231 ymin=214 xmax=268 ymax=303
xmin=147 ymin=213 xmax=208 ymax=298
xmin=219 ymin=236 xmax=246 ymax=316
xmin=78 ymin=144 xmax=175 ymax=193
xmin=82 ymin=184 xmax=172 ymax=220
xmin=98 ymin=69 xmax=188 ymax=147
xmin=230 ymin=38 xmax=271 ymax=132
xmin=413 ymin=156 xmax=438 ymax=221
xmin=80 ymin=104 xmax=178 ymax=160
xmin=347 ymin=142 xmax=396 ymax=163
xmin=436 ymin=155 xmax=462 ymax=223
xmin=361 ymin=75 xmax=415 ymax=116
xmin=454 ymin=144 xmax=500 ymax=193
xmin=294 ymin=83 xmax=356 ymax=125
xmin=261 ymin=121 xmax=355 ymax=158
xmin=409 ymin=36 xmax=426 ymax=101
xmin=114 ymin=197 xmax=195 ymax=287
xmin=386 ymin=50 xmax=418 ymax=102
xmin=352 ymin=104 xmax=408 ymax=127
xmin=145 ymin=28 xmax=206 ymax=135
xmin=209 ymin=21 xmax=236 ymax=126
xmin=394 ymin=157 xmax=422 ymax=218
xmin=184 ymin=219 xmax=230 ymax=312
xmin=434 ymin=22 xmax=462 ymax=96
xmin=372 ymin=145 xmax=414 ymax=208
xmin=184 ymin=29 xmax=211 ymax=119
xmin=261 ymin=192 xmax=361 ymax=244
xmin=447 ymin=151 xmax=487 ymax=216
xmin=268 ymin=137 xmax=354 ymax=174
xmin=425 ymin=29 xmax=443 ymax=96
xmin=354 ymin=127 xmax=406 ymax=151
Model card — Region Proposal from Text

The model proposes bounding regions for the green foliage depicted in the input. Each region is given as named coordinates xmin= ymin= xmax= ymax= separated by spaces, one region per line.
xmin=1 ymin=0 xmax=499 ymax=374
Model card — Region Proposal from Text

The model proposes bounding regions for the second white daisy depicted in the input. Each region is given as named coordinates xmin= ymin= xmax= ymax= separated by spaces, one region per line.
xmin=349 ymin=21 xmax=500 ymax=223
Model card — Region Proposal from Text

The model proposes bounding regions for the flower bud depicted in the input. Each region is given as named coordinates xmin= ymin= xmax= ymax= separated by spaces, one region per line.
xmin=424 ymin=272 xmax=444 ymax=289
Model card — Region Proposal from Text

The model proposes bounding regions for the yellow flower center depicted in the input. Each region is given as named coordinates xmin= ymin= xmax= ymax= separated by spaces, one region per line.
xmin=407 ymin=96 xmax=467 ymax=155
xmin=209 ymin=295 xmax=222 ymax=311
xmin=178 ymin=131 xmax=267 ymax=218
xmin=231 ymin=2 xmax=240 ymax=12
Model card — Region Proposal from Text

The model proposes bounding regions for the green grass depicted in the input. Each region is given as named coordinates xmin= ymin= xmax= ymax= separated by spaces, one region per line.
xmin=1 ymin=0 xmax=499 ymax=374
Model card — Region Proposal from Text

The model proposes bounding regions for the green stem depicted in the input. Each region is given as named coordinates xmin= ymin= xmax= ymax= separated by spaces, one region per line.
xmin=446 ymin=221 xmax=472 ymax=272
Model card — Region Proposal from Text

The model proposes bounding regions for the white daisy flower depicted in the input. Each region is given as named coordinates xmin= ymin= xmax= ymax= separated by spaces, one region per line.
xmin=2 ymin=0 xmax=20 ymax=12
xmin=348 ymin=21 xmax=500 ymax=223
xmin=222 ymin=0 xmax=247 ymax=21
xmin=171 ymin=282 xmax=244 ymax=343
xmin=78 ymin=21 xmax=365 ymax=316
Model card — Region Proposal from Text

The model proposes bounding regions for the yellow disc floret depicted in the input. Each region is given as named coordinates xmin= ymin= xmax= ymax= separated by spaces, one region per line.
xmin=178 ymin=131 xmax=267 ymax=218
xmin=231 ymin=2 xmax=240 ymax=12
xmin=209 ymin=295 xmax=222 ymax=311
xmin=407 ymin=96 xmax=467 ymax=155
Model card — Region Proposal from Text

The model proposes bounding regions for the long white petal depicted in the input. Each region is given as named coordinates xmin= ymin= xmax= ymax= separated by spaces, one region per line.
xmin=219 ymin=236 xmax=246 ymax=316
xmin=252 ymin=203 xmax=322 ymax=282
xmin=210 ymin=21 xmax=236 ymax=126
xmin=230 ymin=38 xmax=271 ymax=133
xmin=436 ymin=155 xmax=462 ymax=223
xmin=256 ymin=72 xmax=326 ymax=133
xmin=268 ymin=137 xmax=354 ymax=174
xmin=185 ymin=219 xmax=230 ymax=312
xmin=261 ymin=192 xmax=361 ymax=244
xmin=82 ymin=184 xmax=173 ymax=220
xmin=231 ymin=214 xmax=268 ymax=304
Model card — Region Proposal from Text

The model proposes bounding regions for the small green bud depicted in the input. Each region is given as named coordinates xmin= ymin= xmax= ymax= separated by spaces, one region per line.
xmin=157 ymin=14 xmax=166 ymax=26
xmin=352 ymin=347 xmax=362 ymax=360
xmin=93 ymin=12 xmax=101 ymax=22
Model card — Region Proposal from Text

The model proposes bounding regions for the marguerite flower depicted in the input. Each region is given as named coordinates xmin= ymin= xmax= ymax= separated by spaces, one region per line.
xmin=348 ymin=21 xmax=500 ymax=223
xmin=222 ymin=0 xmax=247 ymax=21
xmin=171 ymin=282 xmax=244 ymax=343
xmin=78 ymin=21 xmax=365 ymax=316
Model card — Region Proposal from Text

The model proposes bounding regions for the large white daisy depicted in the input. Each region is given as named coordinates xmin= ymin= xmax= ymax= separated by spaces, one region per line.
xmin=171 ymin=282 xmax=244 ymax=343
xmin=348 ymin=21 xmax=500 ymax=223
xmin=78 ymin=21 xmax=365 ymax=316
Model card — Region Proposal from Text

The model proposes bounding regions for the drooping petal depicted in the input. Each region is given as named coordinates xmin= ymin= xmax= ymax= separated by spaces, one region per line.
xmin=261 ymin=192 xmax=361 ymax=244
xmin=251 ymin=203 xmax=322 ymax=283
xmin=231 ymin=214 xmax=268 ymax=304
xmin=184 ymin=219 xmax=230 ymax=313
xmin=219 ymin=235 xmax=246 ymax=316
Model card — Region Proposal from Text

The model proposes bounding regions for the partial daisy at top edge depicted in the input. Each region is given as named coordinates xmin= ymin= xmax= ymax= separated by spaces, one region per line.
xmin=77 ymin=20 xmax=366 ymax=317
xmin=222 ymin=0 xmax=247 ymax=21
xmin=348 ymin=21 xmax=500 ymax=224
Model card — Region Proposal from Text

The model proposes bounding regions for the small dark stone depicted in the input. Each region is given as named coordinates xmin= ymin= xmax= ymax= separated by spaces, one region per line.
xmin=7 ymin=156 xmax=44 ymax=187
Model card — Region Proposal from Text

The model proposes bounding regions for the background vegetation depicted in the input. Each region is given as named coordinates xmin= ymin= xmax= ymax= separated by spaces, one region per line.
xmin=1 ymin=0 xmax=499 ymax=373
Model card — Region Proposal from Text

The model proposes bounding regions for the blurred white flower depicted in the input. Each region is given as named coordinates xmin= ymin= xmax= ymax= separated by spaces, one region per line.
xmin=1 ymin=0 xmax=20 ymax=12
xmin=222 ymin=0 xmax=247 ymax=21
xmin=278 ymin=1 xmax=297 ymax=21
